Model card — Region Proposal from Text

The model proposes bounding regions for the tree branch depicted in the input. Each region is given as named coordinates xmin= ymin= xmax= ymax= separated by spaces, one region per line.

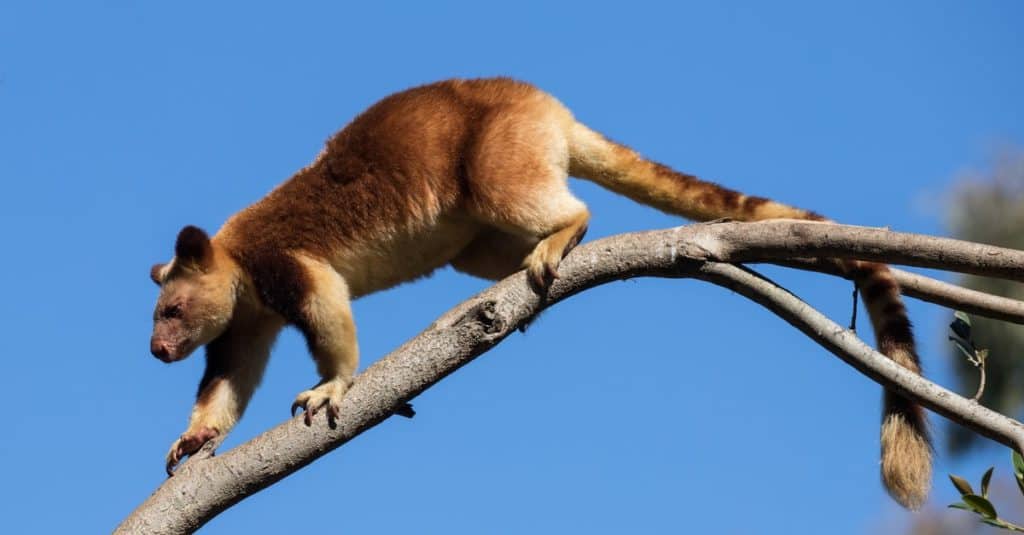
xmin=116 ymin=221 xmax=1024 ymax=534
xmin=693 ymin=262 xmax=1024 ymax=450
xmin=774 ymin=259 xmax=1024 ymax=324
xmin=693 ymin=220 xmax=1024 ymax=281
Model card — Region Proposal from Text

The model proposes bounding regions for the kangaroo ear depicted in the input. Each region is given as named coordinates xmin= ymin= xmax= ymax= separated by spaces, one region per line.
xmin=150 ymin=263 xmax=167 ymax=286
xmin=175 ymin=225 xmax=213 ymax=266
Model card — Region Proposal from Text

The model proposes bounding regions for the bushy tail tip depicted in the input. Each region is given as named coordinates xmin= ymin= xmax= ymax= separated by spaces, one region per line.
xmin=881 ymin=412 xmax=932 ymax=510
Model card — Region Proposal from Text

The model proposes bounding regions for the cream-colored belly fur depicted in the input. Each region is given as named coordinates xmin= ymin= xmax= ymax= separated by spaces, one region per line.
xmin=331 ymin=217 xmax=481 ymax=298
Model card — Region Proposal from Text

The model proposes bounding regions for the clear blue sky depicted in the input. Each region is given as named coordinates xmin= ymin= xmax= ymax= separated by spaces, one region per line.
xmin=2 ymin=1 xmax=1022 ymax=533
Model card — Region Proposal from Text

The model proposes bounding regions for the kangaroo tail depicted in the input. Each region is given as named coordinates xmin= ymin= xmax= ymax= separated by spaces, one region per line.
xmin=567 ymin=121 xmax=931 ymax=509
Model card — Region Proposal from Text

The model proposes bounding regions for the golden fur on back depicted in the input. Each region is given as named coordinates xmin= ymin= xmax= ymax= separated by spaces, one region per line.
xmin=151 ymin=78 xmax=930 ymax=507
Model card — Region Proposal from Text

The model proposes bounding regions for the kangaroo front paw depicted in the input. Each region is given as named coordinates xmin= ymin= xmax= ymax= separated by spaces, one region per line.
xmin=291 ymin=377 xmax=352 ymax=426
xmin=166 ymin=426 xmax=218 ymax=476
xmin=524 ymin=242 xmax=563 ymax=290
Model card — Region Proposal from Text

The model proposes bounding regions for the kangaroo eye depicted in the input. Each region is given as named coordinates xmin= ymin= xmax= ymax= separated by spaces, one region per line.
xmin=163 ymin=304 xmax=182 ymax=319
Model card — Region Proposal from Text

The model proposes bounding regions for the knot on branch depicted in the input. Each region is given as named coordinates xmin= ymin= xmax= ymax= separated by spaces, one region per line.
xmin=673 ymin=241 xmax=716 ymax=269
xmin=453 ymin=299 xmax=505 ymax=335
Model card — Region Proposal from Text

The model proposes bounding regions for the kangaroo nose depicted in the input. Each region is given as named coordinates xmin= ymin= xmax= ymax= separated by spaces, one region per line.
xmin=151 ymin=339 xmax=171 ymax=361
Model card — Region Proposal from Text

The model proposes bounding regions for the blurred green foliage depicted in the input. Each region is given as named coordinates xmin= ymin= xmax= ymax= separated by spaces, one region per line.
xmin=946 ymin=150 xmax=1024 ymax=454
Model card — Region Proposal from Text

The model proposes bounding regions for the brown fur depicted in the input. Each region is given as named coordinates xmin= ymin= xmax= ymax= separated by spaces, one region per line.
xmin=150 ymin=77 xmax=931 ymax=507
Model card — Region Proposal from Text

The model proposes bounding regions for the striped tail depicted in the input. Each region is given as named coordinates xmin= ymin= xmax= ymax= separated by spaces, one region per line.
xmin=567 ymin=121 xmax=931 ymax=509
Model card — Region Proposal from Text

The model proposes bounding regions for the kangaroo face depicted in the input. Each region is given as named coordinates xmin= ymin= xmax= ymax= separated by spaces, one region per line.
xmin=150 ymin=226 xmax=238 ymax=362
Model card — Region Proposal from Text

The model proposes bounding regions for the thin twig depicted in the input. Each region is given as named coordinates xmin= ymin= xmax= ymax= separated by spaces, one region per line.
xmin=974 ymin=360 xmax=987 ymax=403
xmin=849 ymin=283 xmax=859 ymax=332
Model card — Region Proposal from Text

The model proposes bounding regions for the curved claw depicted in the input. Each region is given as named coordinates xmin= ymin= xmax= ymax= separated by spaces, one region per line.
xmin=326 ymin=404 xmax=340 ymax=429
xmin=164 ymin=426 xmax=218 ymax=476
xmin=292 ymin=379 xmax=350 ymax=427
xmin=166 ymin=451 xmax=180 ymax=477
xmin=544 ymin=262 xmax=560 ymax=281
xmin=166 ymin=438 xmax=186 ymax=477
xmin=529 ymin=269 xmax=546 ymax=290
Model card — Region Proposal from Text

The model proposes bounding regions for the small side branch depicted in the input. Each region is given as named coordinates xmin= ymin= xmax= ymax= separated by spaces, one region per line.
xmin=694 ymin=262 xmax=1022 ymax=448
xmin=777 ymin=258 xmax=1024 ymax=325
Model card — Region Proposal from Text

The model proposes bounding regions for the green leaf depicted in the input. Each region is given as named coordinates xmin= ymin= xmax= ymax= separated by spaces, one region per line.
xmin=1013 ymin=450 xmax=1024 ymax=479
xmin=950 ymin=474 xmax=975 ymax=496
xmin=982 ymin=466 xmax=995 ymax=497
xmin=949 ymin=502 xmax=971 ymax=510
xmin=1016 ymin=474 xmax=1024 ymax=497
xmin=963 ymin=494 xmax=998 ymax=519
xmin=951 ymin=312 xmax=972 ymax=340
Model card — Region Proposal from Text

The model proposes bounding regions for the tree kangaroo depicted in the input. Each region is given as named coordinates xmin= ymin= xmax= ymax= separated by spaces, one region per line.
xmin=150 ymin=77 xmax=930 ymax=508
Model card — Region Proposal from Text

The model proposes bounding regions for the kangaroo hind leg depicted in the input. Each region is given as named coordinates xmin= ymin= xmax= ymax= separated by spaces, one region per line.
xmin=465 ymin=108 xmax=589 ymax=288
